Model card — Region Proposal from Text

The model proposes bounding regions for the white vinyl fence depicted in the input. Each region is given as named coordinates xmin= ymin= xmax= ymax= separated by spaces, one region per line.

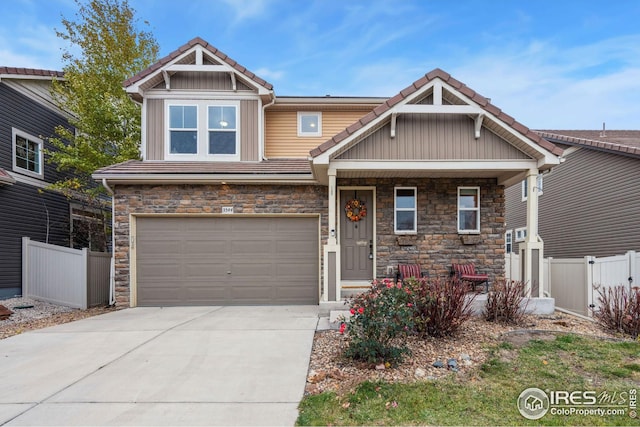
xmin=505 ymin=251 xmax=638 ymax=317
xmin=22 ymin=237 xmax=111 ymax=309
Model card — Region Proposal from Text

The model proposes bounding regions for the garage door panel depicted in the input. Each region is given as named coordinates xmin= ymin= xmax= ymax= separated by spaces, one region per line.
xmin=136 ymin=216 xmax=319 ymax=306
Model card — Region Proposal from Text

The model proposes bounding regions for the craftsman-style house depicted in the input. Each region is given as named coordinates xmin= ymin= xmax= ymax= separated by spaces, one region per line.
xmin=94 ymin=38 xmax=562 ymax=307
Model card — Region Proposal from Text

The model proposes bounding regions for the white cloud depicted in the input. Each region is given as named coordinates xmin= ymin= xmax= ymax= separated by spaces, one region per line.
xmin=253 ymin=67 xmax=284 ymax=82
xmin=221 ymin=0 xmax=272 ymax=24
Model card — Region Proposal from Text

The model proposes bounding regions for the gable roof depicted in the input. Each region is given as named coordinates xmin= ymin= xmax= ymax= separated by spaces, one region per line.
xmin=123 ymin=37 xmax=273 ymax=93
xmin=310 ymin=68 xmax=563 ymax=158
xmin=0 ymin=67 xmax=64 ymax=80
xmin=536 ymin=130 xmax=640 ymax=158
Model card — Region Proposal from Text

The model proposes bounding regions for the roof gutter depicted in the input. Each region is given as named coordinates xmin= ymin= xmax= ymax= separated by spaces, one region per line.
xmin=101 ymin=178 xmax=116 ymax=306
xmin=93 ymin=173 xmax=318 ymax=185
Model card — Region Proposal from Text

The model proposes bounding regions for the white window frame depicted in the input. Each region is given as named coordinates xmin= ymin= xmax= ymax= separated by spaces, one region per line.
xmin=165 ymin=100 xmax=240 ymax=161
xmin=457 ymin=186 xmax=480 ymax=234
xmin=522 ymin=176 xmax=543 ymax=201
xmin=515 ymin=227 xmax=527 ymax=242
xmin=297 ymin=112 xmax=322 ymax=137
xmin=12 ymin=127 xmax=44 ymax=179
xmin=394 ymin=186 xmax=417 ymax=234
xmin=505 ymin=230 xmax=513 ymax=253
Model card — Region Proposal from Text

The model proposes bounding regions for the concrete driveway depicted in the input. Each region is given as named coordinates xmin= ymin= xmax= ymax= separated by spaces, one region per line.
xmin=0 ymin=306 xmax=320 ymax=426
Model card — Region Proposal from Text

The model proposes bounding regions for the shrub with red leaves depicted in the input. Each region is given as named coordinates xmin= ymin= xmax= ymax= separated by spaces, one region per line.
xmin=593 ymin=285 xmax=640 ymax=339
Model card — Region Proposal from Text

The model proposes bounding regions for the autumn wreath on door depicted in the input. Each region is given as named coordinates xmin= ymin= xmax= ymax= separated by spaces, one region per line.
xmin=345 ymin=198 xmax=367 ymax=222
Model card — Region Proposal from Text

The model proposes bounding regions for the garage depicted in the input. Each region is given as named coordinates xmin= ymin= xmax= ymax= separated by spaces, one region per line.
xmin=134 ymin=216 xmax=319 ymax=306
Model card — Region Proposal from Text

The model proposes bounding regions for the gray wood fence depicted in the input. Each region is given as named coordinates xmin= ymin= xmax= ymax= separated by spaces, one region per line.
xmin=22 ymin=237 xmax=111 ymax=309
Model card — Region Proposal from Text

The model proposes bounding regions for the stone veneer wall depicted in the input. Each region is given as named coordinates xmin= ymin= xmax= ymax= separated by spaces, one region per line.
xmin=338 ymin=178 xmax=505 ymax=280
xmin=113 ymin=184 xmax=328 ymax=306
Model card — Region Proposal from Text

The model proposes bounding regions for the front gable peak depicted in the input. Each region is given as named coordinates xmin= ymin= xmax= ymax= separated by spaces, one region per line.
xmin=124 ymin=37 xmax=274 ymax=101
xmin=310 ymin=68 xmax=563 ymax=161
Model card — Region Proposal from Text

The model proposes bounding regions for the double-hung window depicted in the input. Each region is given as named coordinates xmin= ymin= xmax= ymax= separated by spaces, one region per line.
xmin=394 ymin=187 xmax=417 ymax=234
xmin=166 ymin=101 xmax=239 ymax=160
xmin=169 ymin=105 xmax=197 ymax=154
xmin=505 ymin=230 xmax=513 ymax=253
xmin=12 ymin=128 xmax=43 ymax=179
xmin=458 ymin=187 xmax=480 ymax=233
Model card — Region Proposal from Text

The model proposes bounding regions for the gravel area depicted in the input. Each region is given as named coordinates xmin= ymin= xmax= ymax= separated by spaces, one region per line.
xmin=0 ymin=297 xmax=115 ymax=340
xmin=305 ymin=311 xmax=619 ymax=395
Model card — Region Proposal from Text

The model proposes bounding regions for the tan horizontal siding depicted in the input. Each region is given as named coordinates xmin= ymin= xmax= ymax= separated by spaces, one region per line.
xmin=265 ymin=110 xmax=368 ymax=158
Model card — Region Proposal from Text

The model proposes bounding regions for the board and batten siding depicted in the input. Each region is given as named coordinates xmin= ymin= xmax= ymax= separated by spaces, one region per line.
xmin=265 ymin=110 xmax=368 ymax=158
xmin=506 ymin=148 xmax=640 ymax=258
xmin=337 ymin=115 xmax=531 ymax=160
xmin=145 ymin=99 xmax=259 ymax=161
xmin=165 ymin=72 xmax=253 ymax=92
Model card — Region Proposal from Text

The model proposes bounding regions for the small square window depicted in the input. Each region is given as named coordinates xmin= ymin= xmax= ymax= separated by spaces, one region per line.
xmin=12 ymin=128 xmax=43 ymax=179
xmin=298 ymin=112 xmax=322 ymax=137
xmin=522 ymin=176 xmax=543 ymax=201
xmin=515 ymin=227 xmax=527 ymax=242
xmin=394 ymin=187 xmax=417 ymax=234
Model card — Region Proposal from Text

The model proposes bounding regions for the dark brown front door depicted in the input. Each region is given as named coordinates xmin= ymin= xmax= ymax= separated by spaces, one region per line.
xmin=340 ymin=190 xmax=374 ymax=280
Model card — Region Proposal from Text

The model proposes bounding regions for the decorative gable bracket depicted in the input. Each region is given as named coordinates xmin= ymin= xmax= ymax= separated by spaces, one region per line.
xmin=390 ymin=104 xmax=485 ymax=139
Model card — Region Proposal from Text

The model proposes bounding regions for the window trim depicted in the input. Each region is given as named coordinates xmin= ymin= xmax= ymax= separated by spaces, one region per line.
xmin=457 ymin=186 xmax=480 ymax=234
xmin=394 ymin=186 xmax=417 ymax=234
xmin=165 ymin=100 xmax=240 ymax=161
xmin=12 ymin=127 xmax=44 ymax=179
xmin=515 ymin=227 xmax=527 ymax=242
xmin=297 ymin=112 xmax=322 ymax=137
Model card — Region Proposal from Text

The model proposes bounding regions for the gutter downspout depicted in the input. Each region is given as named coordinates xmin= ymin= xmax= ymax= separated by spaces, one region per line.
xmin=261 ymin=95 xmax=276 ymax=160
xmin=102 ymin=178 xmax=116 ymax=306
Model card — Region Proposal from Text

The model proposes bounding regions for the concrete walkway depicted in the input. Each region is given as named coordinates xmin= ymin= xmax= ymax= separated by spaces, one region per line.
xmin=0 ymin=306 xmax=320 ymax=426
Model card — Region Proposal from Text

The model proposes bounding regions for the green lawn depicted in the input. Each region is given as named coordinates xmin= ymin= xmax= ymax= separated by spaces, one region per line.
xmin=297 ymin=334 xmax=640 ymax=426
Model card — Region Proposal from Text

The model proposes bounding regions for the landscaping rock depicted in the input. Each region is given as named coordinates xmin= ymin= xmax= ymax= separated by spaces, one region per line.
xmin=0 ymin=305 xmax=13 ymax=320
xmin=375 ymin=363 xmax=386 ymax=370
xmin=414 ymin=367 xmax=427 ymax=378
xmin=432 ymin=360 xmax=444 ymax=369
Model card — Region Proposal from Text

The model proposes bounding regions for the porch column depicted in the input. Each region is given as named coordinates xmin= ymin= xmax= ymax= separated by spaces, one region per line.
xmin=323 ymin=170 xmax=341 ymax=302
xmin=519 ymin=169 xmax=544 ymax=297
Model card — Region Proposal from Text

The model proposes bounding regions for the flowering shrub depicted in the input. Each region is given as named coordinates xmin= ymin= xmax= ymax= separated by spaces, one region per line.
xmin=484 ymin=280 xmax=528 ymax=324
xmin=342 ymin=278 xmax=414 ymax=366
xmin=405 ymin=277 xmax=475 ymax=338
xmin=593 ymin=285 xmax=640 ymax=339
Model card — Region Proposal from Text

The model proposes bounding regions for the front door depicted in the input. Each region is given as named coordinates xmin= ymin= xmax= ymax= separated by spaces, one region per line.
xmin=340 ymin=189 xmax=374 ymax=281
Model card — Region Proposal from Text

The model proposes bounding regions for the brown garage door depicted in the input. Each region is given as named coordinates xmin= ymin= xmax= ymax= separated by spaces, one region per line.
xmin=135 ymin=216 xmax=319 ymax=306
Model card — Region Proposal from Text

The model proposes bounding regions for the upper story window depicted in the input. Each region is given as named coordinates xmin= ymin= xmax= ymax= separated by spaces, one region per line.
xmin=394 ymin=187 xmax=417 ymax=234
xmin=515 ymin=227 xmax=527 ymax=242
xmin=12 ymin=128 xmax=43 ymax=179
xmin=458 ymin=187 xmax=480 ymax=234
xmin=166 ymin=100 xmax=239 ymax=161
xmin=297 ymin=112 xmax=322 ymax=137
xmin=522 ymin=175 xmax=543 ymax=201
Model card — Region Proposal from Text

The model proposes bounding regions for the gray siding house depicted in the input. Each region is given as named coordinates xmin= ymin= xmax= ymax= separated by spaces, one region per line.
xmin=505 ymin=130 xmax=640 ymax=258
xmin=94 ymin=37 xmax=562 ymax=307
xmin=0 ymin=68 xmax=82 ymax=298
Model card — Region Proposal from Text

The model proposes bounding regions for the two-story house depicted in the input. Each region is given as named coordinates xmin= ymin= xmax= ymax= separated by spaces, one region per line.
xmin=0 ymin=67 xmax=97 ymax=298
xmin=94 ymin=37 xmax=562 ymax=307
xmin=505 ymin=129 xmax=640 ymax=258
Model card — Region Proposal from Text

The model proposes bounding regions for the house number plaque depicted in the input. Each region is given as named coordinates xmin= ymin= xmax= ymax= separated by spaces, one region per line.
xmin=221 ymin=206 xmax=234 ymax=214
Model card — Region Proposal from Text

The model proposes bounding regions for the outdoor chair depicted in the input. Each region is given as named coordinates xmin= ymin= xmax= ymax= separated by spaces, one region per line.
xmin=396 ymin=263 xmax=429 ymax=284
xmin=451 ymin=263 xmax=489 ymax=293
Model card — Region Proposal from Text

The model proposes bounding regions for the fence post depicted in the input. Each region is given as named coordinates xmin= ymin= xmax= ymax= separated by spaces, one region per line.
xmin=81 ymin=248 xmax=89 ymax=310
xmin=627 ymin=251 xmax=636 ymax=291
xmin=585 ymin=256 xmax=595 ymax=315
xmin=546 ymin=257 xmax=553 ymax=297
xmin=22 ymin=237 xmax=30 ymax=297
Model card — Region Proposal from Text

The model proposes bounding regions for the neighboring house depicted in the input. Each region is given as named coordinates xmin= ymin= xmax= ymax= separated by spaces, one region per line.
xmin=94 ymin=37 xmax=562 ymax=307
xmin=0 ymin=67 xmax=77 ymax=298
xmin=505 ymin=130 xmax=640 ymax=258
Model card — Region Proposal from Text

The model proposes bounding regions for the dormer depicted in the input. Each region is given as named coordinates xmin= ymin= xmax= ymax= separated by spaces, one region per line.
xmin=124 ymin=37 xmax=274 ymax=162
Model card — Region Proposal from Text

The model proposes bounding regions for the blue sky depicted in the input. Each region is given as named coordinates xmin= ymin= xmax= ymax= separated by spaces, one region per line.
xmin=2 ymin=0 xmax=639 ymax=129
